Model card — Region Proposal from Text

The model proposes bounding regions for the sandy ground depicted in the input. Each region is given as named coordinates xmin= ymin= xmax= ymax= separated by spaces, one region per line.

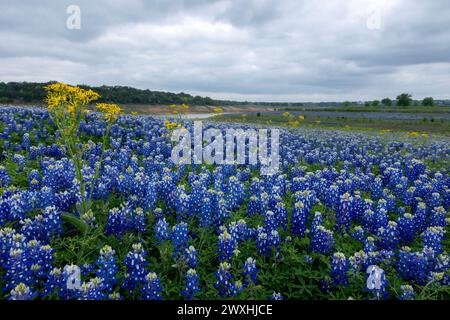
xmin=122 ymin=104 xmax=275 ymax=115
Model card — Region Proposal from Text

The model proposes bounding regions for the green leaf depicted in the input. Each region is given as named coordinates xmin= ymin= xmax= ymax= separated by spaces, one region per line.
xmin=61 ymin=212 xmax=89 ymax=234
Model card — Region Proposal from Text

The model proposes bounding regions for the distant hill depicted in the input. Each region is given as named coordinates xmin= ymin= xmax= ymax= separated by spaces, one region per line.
xmin=1 ymin=82 xmax=448 ymax=108
xmin=0 ymin=81 xmax=306 ymax=107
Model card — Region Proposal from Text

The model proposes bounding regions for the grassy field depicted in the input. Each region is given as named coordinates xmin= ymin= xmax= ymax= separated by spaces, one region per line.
xmin=212 ymin=112 xmax=450 ymax=135
xmin=278 ymin=105 xmax=450 ymax=114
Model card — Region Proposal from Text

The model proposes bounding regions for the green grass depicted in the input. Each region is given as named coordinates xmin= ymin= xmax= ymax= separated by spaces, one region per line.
xmin=212 ymin=113 xmax=450 ymax=135
xmin=279 ymin=105 xmax=450 ymax=114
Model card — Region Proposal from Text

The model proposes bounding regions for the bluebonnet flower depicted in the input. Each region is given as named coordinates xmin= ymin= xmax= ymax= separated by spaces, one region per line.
xmin=35 ymin=186 xmax=57 ymax=209
xmin=256 ymin=229 xmax=270 ymax=257
xmin=247 ymin=195 xmax=260 ymax=216
xmin=106 ymin=203 xmax=147 ymax=238
xmin=414 ymin=202 xmax=427 ymax=233
xmin=311 ymin=211 xmax=323 ymax=230
xmin=81 ymin=262 xmax=95 ymax=277
xmin=273 ymin=201 xmax=288 ymax=230
xmin=215 ymin=262 xmax=234 ymax=297
xmin=242 ymin=257 xmax=258 ymax=285
xmin=1 ymin=190 xmax=32 ymax=223
xmin=78 ymin=277 xmax=106 ymax=300
xmin=22 ymin=133 xmax=31 ymax=150
xmin=28 ymin=169 xmax=41 ymax=190
xmin=398 ymin=284 xmax=414 ymax=300
xmin=154 ymin=207 xmax=163 ymax=220
xmin=199 ymin=197 xmax=214 ymax=227
xmin=428 ymin=192 xmax=440 ymax=209
xmin=123 ymin=243 xmax=148 ymax=295
xmin=229 ymin=280 xmax=244 ymax=297
xmin=364 ymin=237 xmax=377 ymax=253
xmin=377 ymin=221 xmax=399 ymax=251
xmin=429 ymin=207 xmax=447 ymax=228
xmin=217 ymin=198 xmax=230 ymax=222
xmin=182 ymin=269 xmax=200 ymax=300
xmin=348 ymin=251 xmax=365 ymax=273
xmin=227 ymin=219 xmax=249 ymax=242
xmin=268 ymin=230 xmax=281 ymax=253
xmin=352 ymin=226 xmax=365 ymax=242
xmin=9 ymin=283 xmax=36 ymax=300
xmin=218 ymin=230 xmax=237 ymax=262
xmin=422 ymin=226 xmax=446 ymax=253
xmin=263 ymin=210 xmax=278 ymax=231
xmin=154 ymin=217 xmax=171 ymax=244
xmin=304 ymin=255 xmax=313 ymax=264
xmin=20 ymin=206 xmax=62 ymax=242
xmin=172 ymin=222 xmax=190 ymax=261
xmin=371 ymin=177 xmax=383 ymax=199
xmin=175 ymin=190 xmax=193 ymax=220
xmin=330 ymin=252 xmax=348 ymax=286
xmin=397 ymin=213 xmax=416 ymax=244
xmin=0 ymin=166 xmax=11 ymax=187
xmin=95 ymin=245 xmax=118 ymax=293
xmin=396 ymin=247 xmax=431 ymax=285
xmin=42 ymin=267 xmax=73 ymax=299
xmin=105 ymin=207 xmax=126 ymax=237
xmin=142 ymin=272 xmax=163 ymax=300
xmin=13 ymin=154 xmax=26 ymax=169
xmin=271 ymin=291 xmax=284 ymax=300
xmin=109 ymin=292 xmax=121 ymax=300
xmin=185 ymin=245 xmax=198 ymax=268
xmin=336 ymin=192 xmax=353 ymax=232
xmin=226 ymin=176 xmax=245 ymax=211
xmin=291 ymin=201 xmax=308 ymax=237
xmin=4 ymin=239 xmax=54 ymax=290
xmin=310 ymin=226 xmax=334 ymax=255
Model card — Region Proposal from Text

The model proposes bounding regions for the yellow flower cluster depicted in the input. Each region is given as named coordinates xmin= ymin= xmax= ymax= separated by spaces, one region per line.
xmin=168 ymin=103 xmax=190 ymax=114
xmin=406 ymin=131 xmax=428 ymax=139
xmin=45 ymin=82 xmax=100 ymax=115
xmin=164 ymin=120 xmax=182 ymax=130
xmin=96 ymin=103 xmax=122 ymax=122
xmin=213 ymin=107 xmax=223 ymax=114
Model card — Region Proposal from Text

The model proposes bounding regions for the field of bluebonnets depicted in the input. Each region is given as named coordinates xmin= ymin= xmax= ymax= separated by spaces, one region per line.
xmin=0 ymin=83 xmax=449 ymax=300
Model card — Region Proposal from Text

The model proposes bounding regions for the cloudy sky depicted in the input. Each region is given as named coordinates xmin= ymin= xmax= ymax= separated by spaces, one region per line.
xmin=1 ymin=0 xmax=449 ymax=102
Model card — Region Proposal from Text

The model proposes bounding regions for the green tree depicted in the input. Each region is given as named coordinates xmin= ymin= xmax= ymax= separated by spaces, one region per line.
xmin=422 ymin=97 xmax=434 ymax=106
xmin=372 ymin=100 xmax=380 ymax=107
xmin=342 ymin=101 xmax=351 ymax=107
xmin=381 ymin=98 xmax=392 ymax=106
xmin=396 ymin=93 xmax=413 ymax=107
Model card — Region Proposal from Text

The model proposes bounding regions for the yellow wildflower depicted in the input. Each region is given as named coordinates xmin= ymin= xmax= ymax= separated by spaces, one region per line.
xmin=96 ymin=103 xmax=122 ymax=122
xmin=44 ymin=82 xmax=99 ymax=115
xmin=408 ymin=131 xmax=420 ymax=138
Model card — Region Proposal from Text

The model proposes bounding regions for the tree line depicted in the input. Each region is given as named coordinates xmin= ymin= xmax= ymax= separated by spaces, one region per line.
xmin=0 ymin=82 xmax=441 ymax=108
xmin=0 ymin=82 xmax=305 ymax=106
xmin=342 ymin=93 xmax=436 ymax=108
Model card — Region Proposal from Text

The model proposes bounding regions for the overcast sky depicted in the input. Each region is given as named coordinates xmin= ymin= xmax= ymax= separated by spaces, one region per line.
xmin=1 ymin=0 xmax=449 ymax=102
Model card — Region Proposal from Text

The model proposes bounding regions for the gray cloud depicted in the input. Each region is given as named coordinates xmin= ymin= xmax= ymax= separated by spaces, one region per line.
xmin=0 ymin=0 xmax=449 ymax=101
